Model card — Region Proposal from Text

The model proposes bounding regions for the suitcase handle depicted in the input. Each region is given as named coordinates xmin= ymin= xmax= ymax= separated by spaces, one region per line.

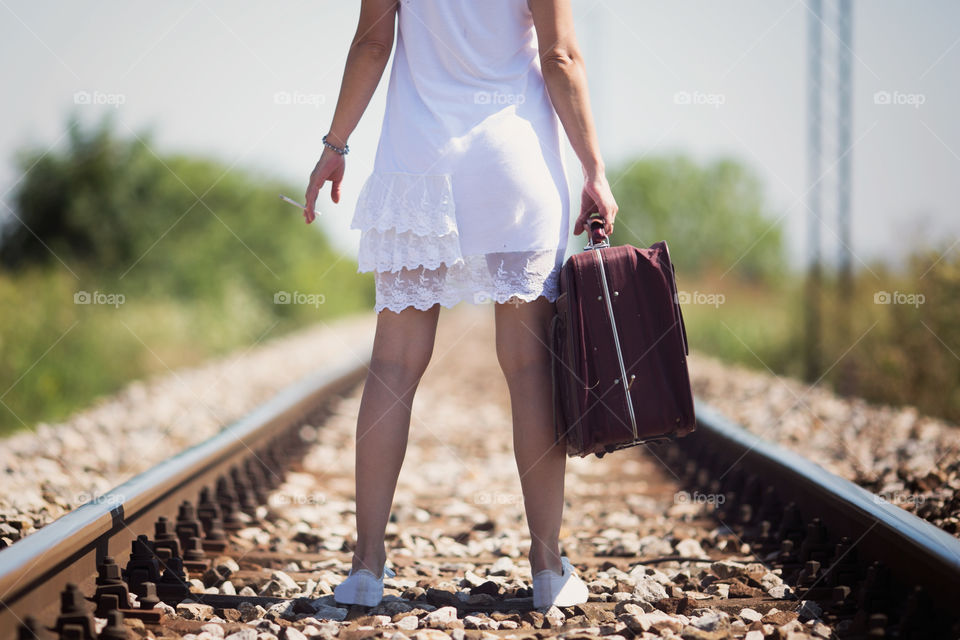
xmin=585 ymin=217 xmax=609 ymax=250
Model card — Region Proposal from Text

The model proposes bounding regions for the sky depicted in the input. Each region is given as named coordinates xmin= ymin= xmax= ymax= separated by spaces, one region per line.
xmin=1 ymin=0 xmax=958 ymax=272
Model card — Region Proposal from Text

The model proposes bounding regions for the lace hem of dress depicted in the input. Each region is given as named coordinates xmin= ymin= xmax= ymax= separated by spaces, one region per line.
xmin=357 ymin=226 xmax=461 ymax=273
xmin=350 ymin=171 xmax=457 ymax=237
xmin=351 ymin=171 xmax=566 ymax=313
xmin=372 ymin=249 xmax=564 ymax=314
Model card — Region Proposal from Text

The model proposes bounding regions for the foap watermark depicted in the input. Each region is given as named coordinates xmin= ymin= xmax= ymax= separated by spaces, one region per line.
xmin=274 ymin=291 xmax=326 ymax=308
xmin=873 ymin=491 xmax=926 ymax=508
xmin=474 ymin=90 xmax=525 ymax=106
xmin=274 ymin=90 xmax=326 ymax=108
xmin=873 ymin=90 xmax=926 ymax=109
xmin=472 ymin=291 xmax=524 ymax=307
xmin=73 ymin=90 xmax=126 ymax=109
xmin=75 ymin=491 xmax=125 ymax=507
xmin=674 ymin=490 xmax=725 ymax=506
xmin=74 ymin=290 xmax=125 ymax=308
xmin=274 ymin=493 xmax=327 ymax=506
xmin=873 ymin=290 xmax=924 ymax=308
xmin=474 ymin=491 xmax=523 ymax=506
xmin=673 ymin=90 xmax=725 ymax=109
xmin=675 ymin=290 xmax=725 ymax=308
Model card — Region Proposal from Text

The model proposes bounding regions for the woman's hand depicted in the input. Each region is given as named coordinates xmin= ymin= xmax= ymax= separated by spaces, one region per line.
xmin=303 ymin=147 xmax=345 ymax=224
xmin=574 ymin=173 xmax=618 ymax=237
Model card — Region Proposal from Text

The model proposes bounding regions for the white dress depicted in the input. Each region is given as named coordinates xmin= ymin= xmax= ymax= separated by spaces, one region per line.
xmin=351 ymin=0 xmax=570 ymax=313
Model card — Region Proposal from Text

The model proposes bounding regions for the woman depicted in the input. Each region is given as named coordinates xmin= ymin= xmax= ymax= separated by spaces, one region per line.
xmin=303 ymin=0 xmax=618 ymax=609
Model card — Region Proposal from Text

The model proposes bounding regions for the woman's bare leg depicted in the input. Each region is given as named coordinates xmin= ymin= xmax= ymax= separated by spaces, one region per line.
xmin=494 ymin=297 xmax=566 ymax=575
xmin=352 ymin=303 xmax=440 ymax=576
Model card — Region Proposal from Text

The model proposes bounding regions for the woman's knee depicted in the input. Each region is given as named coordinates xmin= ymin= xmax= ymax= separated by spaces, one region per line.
xmin=369 ymin=349 xmax=433 ymax=388
xmin=369 ymin=306 xmax=439 ymax=384
xmin=495 ymin=302 xmax=553 ymax=378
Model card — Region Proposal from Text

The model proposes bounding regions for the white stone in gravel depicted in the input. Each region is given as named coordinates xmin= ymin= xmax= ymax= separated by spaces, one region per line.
xmin=284 ymin=628 xmax=307 ymax=640
xmin=631 ymin=575 xmax=668 ymax=603
xmin=768 ymin=584 xmax=792 ymax=599
xmin=299 ymin=621 xmax=339 ymax=639
xmin=257 ymin=634 xmax=278 ymax=640
xmin=619 ymin=613 xmax=644 ymax=634
xmin=462 ymin=570 xmax=486 ymax=587
xmin=221 ymin=580 xmax=236 ymax=595
xmin=272 ymin=570 xmax=301 ymax=594
xmin=238 ymin=602 xmax=266 ymax=622
xmin=707 ymin=583 xmax=730 ymax=598
xmin=588 ymin=577 xmax=617 ymax=593
xmin=215 ymin=556 xmax=240 ymax=573
xmin=412 ymin=631 xmax=451 ymax=640
xmin=674 ymin=538 xmax=706 ymax=558
xmin=178 ymin=602 xmax=214 ymax=621
xmin=462 ymin=615 xmax=492 ymax=630
xmin=739 ymin=608 xmax=763 ymax=622
xmin=388 ymin=634 xmax=410 ymax=640
xmin=155 ymin=601 xmax=176 ymax=615
xmin=689 ymin=610 xmax=726 ymax=631
xmin=226 ymin=631 xmax=257 ymax=640
xmin=396 ymin=615 xmax=419 ymax=631
xmin=710 ymin=560 xmax=748 ymax=579
xmin=201 ymin=624 xmax=225 ymax=638
xmin=239 ymin=586 xmax=258 ymax=596
xmin=423 ymin=606 xmax=459 ymax=628
xmin=761 ymin=572 xmax=784 ymax=589
xmin=617 ymin=602 xmax=654 ymax=616
xmin=544 ymin=606 xmax=565 ymax=627
xmin=744 ymin=632 xmax=764 ymax=640
xmin=488 ymin=557 xmax=514 ymax=576
xmin=311 ymin=580 xmax=333 ymax=596
xmin=641 ymin=611 xmax=684 ymax=634
xmin=267 ymin=601 xmax=297 ymax=621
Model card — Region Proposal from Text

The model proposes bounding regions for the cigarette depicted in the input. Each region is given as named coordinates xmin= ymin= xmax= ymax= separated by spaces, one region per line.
xmin=279 ymin=194 xmax=322 ymax=216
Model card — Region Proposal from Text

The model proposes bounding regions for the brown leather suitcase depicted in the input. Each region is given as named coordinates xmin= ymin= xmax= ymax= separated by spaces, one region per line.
xmin=551 ymin=221 xmax=696 ymax=458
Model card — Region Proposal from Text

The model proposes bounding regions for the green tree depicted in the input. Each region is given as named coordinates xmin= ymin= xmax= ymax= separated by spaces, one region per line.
xmin=608 ymin=154 xmax=786 ymax=283
xmin=0 ymin=113 xmax=373 ymax=435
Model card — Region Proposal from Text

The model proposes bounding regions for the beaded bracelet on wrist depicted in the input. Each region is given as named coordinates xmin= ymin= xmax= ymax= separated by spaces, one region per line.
xmin=322 ymin=134 xmax=349 ymax=156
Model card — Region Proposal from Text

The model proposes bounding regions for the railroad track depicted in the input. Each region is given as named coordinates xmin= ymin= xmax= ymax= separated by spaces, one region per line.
xmin=1 ymin=307 xmax=958 ymax=640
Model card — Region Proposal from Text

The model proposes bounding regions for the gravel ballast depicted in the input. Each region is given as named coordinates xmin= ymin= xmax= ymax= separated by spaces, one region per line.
xmin=2 ymin=306 xmax=958 ymax=548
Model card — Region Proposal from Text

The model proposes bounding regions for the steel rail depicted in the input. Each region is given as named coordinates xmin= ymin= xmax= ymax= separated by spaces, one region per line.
xmin=4 ymin=360 xmax=959 ymax=636
xmin=686 ymin=399 xmax=960 ymax=612
xmin=0 ymin=352 xmax=371 ymax=638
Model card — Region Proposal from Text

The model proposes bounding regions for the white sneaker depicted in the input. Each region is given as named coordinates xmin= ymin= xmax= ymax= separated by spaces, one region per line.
xmin=532 ymin=556 xmax=589 ymax=609
xmin=333 ymin=563 xmax=396 ymax=607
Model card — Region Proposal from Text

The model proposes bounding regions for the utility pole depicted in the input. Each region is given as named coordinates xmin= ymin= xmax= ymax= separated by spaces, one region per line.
xmin=835 ymin=0 xmax=855 ymax=394
xmin=804 ymin=0 xmax=824 ymax=381
xmin=804 ymin=0 xmax=854 ymax=385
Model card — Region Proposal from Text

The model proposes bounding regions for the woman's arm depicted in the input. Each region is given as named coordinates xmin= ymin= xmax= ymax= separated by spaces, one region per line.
xmin=303 ymin=0 xmax=399 ymax=223
xmin=529 ymin=0 xmax=618 ymax=236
